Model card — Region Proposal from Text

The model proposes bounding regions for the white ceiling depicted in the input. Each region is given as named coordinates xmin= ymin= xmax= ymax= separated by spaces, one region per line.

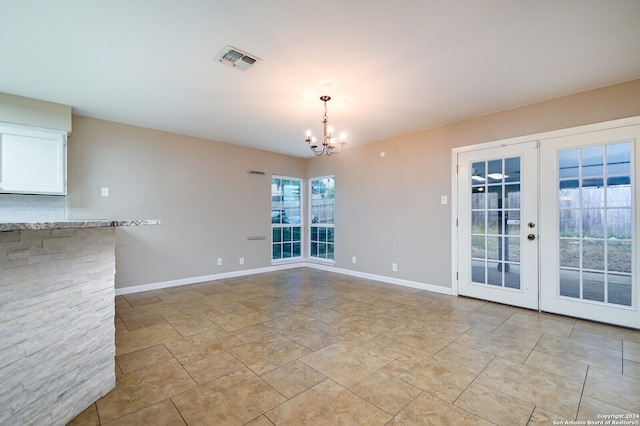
xmin=2 ymin=1 xmax=639 ymax=158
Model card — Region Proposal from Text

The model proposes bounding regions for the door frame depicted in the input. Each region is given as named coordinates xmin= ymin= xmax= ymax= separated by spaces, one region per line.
xmin=451 ymin=116 xmax=640 ymax=303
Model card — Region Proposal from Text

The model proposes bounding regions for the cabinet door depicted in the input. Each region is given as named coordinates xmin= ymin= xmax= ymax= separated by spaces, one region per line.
xmin=0 ymin=125 xmax=66 ymax=195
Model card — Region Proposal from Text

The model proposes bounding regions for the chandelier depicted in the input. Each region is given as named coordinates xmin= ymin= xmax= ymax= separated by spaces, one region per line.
xmin=305 ymin=96 xmax=347 ymax=156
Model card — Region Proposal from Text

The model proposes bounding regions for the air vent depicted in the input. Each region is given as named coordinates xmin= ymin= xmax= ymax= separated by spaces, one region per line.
xmin=215 ymin=45 xmax=260 ymax=70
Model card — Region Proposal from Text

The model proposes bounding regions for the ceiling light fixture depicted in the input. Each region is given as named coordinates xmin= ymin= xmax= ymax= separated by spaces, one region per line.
xmin=305 ymin=96 xmax=347 ymax=156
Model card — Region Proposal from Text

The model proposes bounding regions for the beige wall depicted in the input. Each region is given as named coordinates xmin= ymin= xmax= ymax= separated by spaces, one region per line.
xmin=307 ymin=79 xmax=640 ymax=289
xmin=67 ymin=80 xmax=640 ymax=290
xmin=67 ymin=117 xmax=305 ymax=288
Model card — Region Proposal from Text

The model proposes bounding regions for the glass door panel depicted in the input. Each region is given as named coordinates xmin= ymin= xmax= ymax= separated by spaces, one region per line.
xmin=540 ymin=125 xmax=640 ymax=328
xmin=457 ymin=141 xmax=538 ymax=309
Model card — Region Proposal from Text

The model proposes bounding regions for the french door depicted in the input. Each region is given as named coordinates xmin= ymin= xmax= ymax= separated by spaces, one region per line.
xmin=457 ymin=141 xmax=539 ymax=310
xmin=456 ymin=123 xmax=640 ymax=329
xmin=539 ymin=125 xmax=640 ymax=329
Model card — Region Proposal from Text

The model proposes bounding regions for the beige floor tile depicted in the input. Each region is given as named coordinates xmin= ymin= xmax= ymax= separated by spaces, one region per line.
xmin=454 ymin=382 xmax=534 ymax=426
xmin=527 ymin=407 xmax=571 ymax=426
xmin=161 ymin=311 xmax=223 ymax=336
xmin=524 ymin=350 xmax=588 ymax=382
xmin=261 ymin=312 xmax=323 ymax=338
xmin=382 ymin=353 xmax=479 ymax=403
xmin=172 ymin=367 xmax=286 ymax=426
xmin=102 ymin=399 xmax=186 ymax=426
xmin=115 ymin=323 xmax=182 ymax=356
xmin=208 ymin=308 xmax=271 ymax=332
xmin=442 ymin=308 xmax=507 ymax=332
xmin=570 ymin=329 xmax=623 ymax=350
xmin=164 ymin=328 xmax=244 ymax=364
xmin=577 ymin=396 xmax=638 ymax=421
xmin=116 ymin=344 xmax=174 ymax=374
xmin=119 ymin=313 xmax=169 ymax=331
xmin=261 ymin=360 xmax=326 ymax=398
xmin=382 ymin=323 xmax=453 ymax=354
xmin=350 ymin=370 xmax=422 ymax=415
xmin=583 ymin=366 xmax=640 ymax=411
xmin=183 ymin=351 xmax=245 ymax=385
xmin=388 ymin=292 xmax=435 ymax=306
xmin=321 ymin=317 xmax=390 ymax=342
xmin=244 ymin=415 xmax=276 ymax=426
xmin=117 ymin=301 xmax=177 ymax=323
xmin=504 ymin=311 xmax=575 ymax=338
xmin=360 ymin=334 xmax=435 ymax=362
xmin=230 ymin=323 xmax=277 ymax=343
xmin=573 ymin=320 xmax=640 ymax=344
xmin=624 ymin=339 xmax=640 ymax=362
xmin=534 ymin=334 xmax=622 ymax=373
xmin=301 ymin=342 xmax=393 ymax=388
xmin=475 ymin=357 xmax=583 ymax=419
xmin=453 ymin=327 xmax=538 ymax=363
xmin=266 ymin=379 xmax=392 ymax=425
xmin=67 ymin=403 xmax=99 ymax=426
xmin=229 ymin=333 xmax=312 ymax=375
xmin=290 ymin=328 xmax=344 ymax=351
xmin=96 ymin=358 xmax=197 ymax=423
xmin=389 ymin=392 xmax=493 ymax=425
xmin=436 ymin=342 xmax=495 ymax=371
xmin=624 ymin=359 xmax=640 ymax=379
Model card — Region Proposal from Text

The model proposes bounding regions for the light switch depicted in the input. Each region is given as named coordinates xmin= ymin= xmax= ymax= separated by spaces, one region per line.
xmin=441 ymin=195 xmax=447 ymax=205
xmin=101 ymin=187 xmax=109 ymax=197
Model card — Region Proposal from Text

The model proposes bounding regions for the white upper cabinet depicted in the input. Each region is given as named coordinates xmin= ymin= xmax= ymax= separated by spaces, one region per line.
xmin=0 ymin=124 xmax=67 ymax=195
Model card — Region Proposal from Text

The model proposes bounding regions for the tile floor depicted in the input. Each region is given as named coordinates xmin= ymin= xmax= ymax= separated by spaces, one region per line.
xmin=68 ymin=268 xmax=640 ymax=425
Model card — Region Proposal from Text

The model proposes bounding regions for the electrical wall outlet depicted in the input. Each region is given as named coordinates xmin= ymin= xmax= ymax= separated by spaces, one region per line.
xmin=352 ymin=256 xmax=357 ymax=264
xmin=239 ymin=257 xmax=244 ymax=265
xmin=392 ymin=263 xmax=398 ymax=272
xmin=217 ymin=258 xmax=223 ymax=266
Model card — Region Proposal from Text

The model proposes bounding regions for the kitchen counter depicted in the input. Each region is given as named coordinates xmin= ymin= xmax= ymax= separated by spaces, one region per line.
xmin=0 ymin=218 xmax=159 ymax=425
xmin=0 ymin=218 xmax=160 ymax=232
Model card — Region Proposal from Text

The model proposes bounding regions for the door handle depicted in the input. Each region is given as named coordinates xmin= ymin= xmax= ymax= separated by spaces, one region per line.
xmin=527 ymin=234 xmax=536 ymax=240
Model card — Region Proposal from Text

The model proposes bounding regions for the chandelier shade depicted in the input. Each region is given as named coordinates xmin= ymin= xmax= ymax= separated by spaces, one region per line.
xmin=305 ymin=95 xmax=347 ymax=156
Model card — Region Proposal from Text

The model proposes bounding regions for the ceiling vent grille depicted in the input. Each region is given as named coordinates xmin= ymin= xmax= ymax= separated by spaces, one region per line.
xmin=216 ymin=45 xmax=260 ymax=70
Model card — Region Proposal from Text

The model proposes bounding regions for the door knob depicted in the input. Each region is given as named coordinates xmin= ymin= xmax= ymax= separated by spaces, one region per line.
xmin=527 ymin=234 xmax=536 ymax=240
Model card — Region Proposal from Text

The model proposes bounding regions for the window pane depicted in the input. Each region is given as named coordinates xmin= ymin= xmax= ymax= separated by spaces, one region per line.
xmin=582 ymin=209 xmax=604 ymax=238
xmin=486 ymin=236 xmax=500 ymax=260
xmin=607 ymin=241 xmax=631 ymax=273
xmin=273 ymin=228 xmax=282 ymax=243
xmin=582 ymin=146 xmax=603 ymax=177
xmin=472 ymin=260 xmax=486 ymax=283
xmin=487 ymin=262 xmax=501 ymax=286
xmin=559 ymin=269 xmax=580 ymax=298
xmin=273 ymin=244 xmax=282 ymax=259
xmin=582 ymin=240 xmax=604 ymax=271
xmin=471 ymin=161 xmax=486 ymax=184
xmin=559 ymin=239 xmax=580 ymax=268
xmin=608 ymin=273 xmax=632 ymax=306
xmin=607 ymin=176 xmax=631 ymax=207
xmin=504 ymin=157 xmax=520 ymax=183
xmin=471 ymin=235 xmax=486 ymax=259
xmin=507 ymin=236 xmax=520 ymax=262
xmin=272 ymin=176 xmax=302 ymax=261
xmin=582 ymin=178 xmax=604 ymax=208
xmin=487 ymin=160 xmax=502 ymax=183
xmin=472 ymin=187 xmax=486 ymax=209
xmin=504 ymin=184 xmax=520 ymax=209
xmin=505 ymin=211 xmax=520 ymax=235
xmin=559 ymin=179 xmax=580 ymax=208
xmin=606 ymin=142 xmax=631 ymax=175
xmin=607 ymin=208 xmax=631 ymax=239
xmin=583 ymin=272 xmax=604 ymax=302
xmin=559 ymin=210 xmax=580 ymax=237
xmin=559 ymin=149 xmax=579 ymax=178
xmin=472 ymin=211 xmax=485 ymax=233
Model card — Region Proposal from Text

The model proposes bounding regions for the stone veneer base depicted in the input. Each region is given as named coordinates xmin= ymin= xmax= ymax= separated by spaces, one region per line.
xmin=0 ymin=227 xmax=116 ymax=426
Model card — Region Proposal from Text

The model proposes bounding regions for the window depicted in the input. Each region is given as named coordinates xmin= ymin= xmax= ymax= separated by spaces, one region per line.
xmin=310 ymin=176 xmax=335 ymax=260
xmin=271 ymin=177 xmax=302 ymax=260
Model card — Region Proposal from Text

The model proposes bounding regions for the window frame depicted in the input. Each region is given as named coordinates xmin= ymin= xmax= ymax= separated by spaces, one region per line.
xmin=271 ymin=175 xmax=304 ymax=262
xmin=308 ymin=175 xmax=336 ymax=263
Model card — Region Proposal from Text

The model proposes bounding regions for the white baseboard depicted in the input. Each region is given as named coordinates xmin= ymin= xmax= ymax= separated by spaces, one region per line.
xmin=115 ymin=261 xmax=453 ymax=296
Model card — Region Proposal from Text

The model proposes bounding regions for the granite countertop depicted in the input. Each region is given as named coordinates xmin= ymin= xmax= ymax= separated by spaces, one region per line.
xmin=0 ymin=219 xmax=161 ymax=232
